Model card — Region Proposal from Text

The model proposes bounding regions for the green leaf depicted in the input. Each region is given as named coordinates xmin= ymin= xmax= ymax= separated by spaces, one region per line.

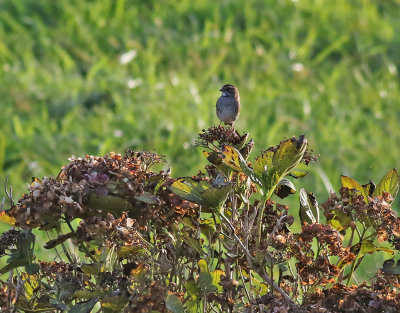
xmin=272 ymin=135 xmax=307 ymax=177
xmin=185 ymin=280 xmax=200 ymax=296
xmin=117 ymin=245 xmax=148 ymax=258
xmin=299 ymin=188 xmax=319 ymax=224
xmin=56 ymin=281 xmax=78 ymax=302
xmin=68 ymin=297 xmax=99 ymax=313
xmin=170 ymin=178 xmax=205 ymax=204
xmin=381 ymin=259 xmax=400 ymax=275
xmin=254 ymin=148 xmax=274 ymax=177
xmin=25 ymin=263 xmax=40 ymax=275
xmin=81 ymin=263 xmax=101 ymax=276
xmin=328 ymin=210 xmax=352 ymax=232
xmin=203 ymin=150 xmax=231 ymax=177
xmin=359 ymin=240 xmax=394 ymax=256
xmin=165 ymin=294 xmax=185 ymax=313
xmin=102 ymin=295 xmax=128 ymax=312
xmin=289 ymin=163 xmax=310 ymax=179
xmin=182 ymin=235 xmax=204 ymax=255
xmin=134 ymin=192 xmax=160 ymax=204
xmin=0 ymin=230 xmax=35 ymax=274
xmin=171 ymin=178 xmax=230 ymax=207
xmin=197 ymin=272 xmax=215 ymax=293
xmin=87 ymin=193 xmax=133 ymax=216
xmin=221 ymin=146 xmax=263 ymax=186
xmin=373 ymin=168 xmax=399 ymax=201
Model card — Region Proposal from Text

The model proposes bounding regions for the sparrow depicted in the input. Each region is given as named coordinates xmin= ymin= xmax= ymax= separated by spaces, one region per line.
xmin=216 ymin=84 xmax=240 ymax=127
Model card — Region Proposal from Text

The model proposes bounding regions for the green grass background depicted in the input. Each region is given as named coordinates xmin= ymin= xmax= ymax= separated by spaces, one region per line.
xmin=0 ymin=0 xmax=400 ymax=278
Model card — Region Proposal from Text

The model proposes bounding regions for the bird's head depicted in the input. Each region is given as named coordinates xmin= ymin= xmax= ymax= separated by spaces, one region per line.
xmin=220 ymin=84 xmax=239 ymax=97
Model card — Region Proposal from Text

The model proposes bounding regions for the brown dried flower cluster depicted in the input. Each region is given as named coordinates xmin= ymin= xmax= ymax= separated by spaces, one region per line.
xmin=196 ymin=126 xmax=248 ymax=149
xmin=322 ymin=187 xmax=400 ymax=248
xmin=9 ymin=150 xmax=197 ymax=230
xmin=304 ymin=282 xmax=400 ymax=312
xmin=74 ymin=213 xmax=147 ymax=246
xmin=292 ymin=223 xmax=355 ymax=285
xmin=0 ymin=229 xmax=22 ymax=256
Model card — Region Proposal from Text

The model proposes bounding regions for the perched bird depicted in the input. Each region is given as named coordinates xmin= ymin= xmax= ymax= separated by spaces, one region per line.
xmin=216 ymin=84 xmax=240 ymax=127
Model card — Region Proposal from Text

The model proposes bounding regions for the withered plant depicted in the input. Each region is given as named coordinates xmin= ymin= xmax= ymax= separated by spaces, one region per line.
xmin=0 ymin=127 xmax=399 ymax=312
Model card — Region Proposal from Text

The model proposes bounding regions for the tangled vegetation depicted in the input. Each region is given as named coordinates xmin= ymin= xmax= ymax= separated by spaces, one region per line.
xmin=0 ymin=127 xmax=399 ymax=312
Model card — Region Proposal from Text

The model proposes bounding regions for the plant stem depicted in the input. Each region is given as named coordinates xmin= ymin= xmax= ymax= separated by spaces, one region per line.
xmin=219 ymin=212 xmax=296 ymax=307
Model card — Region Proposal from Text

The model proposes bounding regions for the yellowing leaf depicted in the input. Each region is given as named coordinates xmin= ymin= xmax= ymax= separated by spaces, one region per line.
xmin=0 ymin=211 xmax=16 ymax=226
xmin=221 ymin=146 xmax=241 ymax=171
xmin=373 ymin=168 xmax=399 ymax=202
xmin=210 ymin=269 xmax=225 ymax=293
xmin=198 ymin=259 xmax=208 ymax=272
xmin=341 ymin=175 xmax=369 ymax=202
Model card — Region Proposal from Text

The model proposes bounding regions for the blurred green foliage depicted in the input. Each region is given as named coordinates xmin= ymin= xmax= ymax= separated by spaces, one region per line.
xmin=0 ymin=0 xmax=400 ymax=204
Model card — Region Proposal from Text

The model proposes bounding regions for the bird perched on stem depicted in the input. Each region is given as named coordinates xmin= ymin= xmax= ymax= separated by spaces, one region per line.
xmin=216 ymin=84 xmax=240 ymax=127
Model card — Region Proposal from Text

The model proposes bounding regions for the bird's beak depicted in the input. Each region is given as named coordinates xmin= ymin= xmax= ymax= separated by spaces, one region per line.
xmin=219 ymin=88 xmax=223 ymax=92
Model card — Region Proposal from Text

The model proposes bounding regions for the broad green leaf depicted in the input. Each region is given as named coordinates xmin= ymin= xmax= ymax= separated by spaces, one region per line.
xmin=299 ymin=188 xmax=319 ymax=225
xmin=381 ymin=259 xmax=400 ymax=275
xmin=185 ymin=280 xmax=200 ymax=296
xmin=165 ymin=294 xmax=185 ymax=313
xmin=25 ymin=263 xmax=40 ymax=275
xmin=73 ymin=290 xmax=104 ymax=300
xmin=24 ymin=275 xmax=39 ymax=300
xmin=328 ymin=210 xmax=352 ymax=232
xmin=197 ymin=272 xmax=215 ymax=293
xmin=81 ymin=263 xmax=101 ymax=276
xmin=201 ymin=184 xmax=231 ymax=208
xmin=253 ymin=148 xmax=274 ymax=177
xmin=171 ymin=178 xmax=230 ymax=207
xmin=272 ymin=135 xmax=307 ymax=177
xmin=203 ymin=150 xmax=231 ymax=177
xmin=221 ymin=146 xmax=262 ymax=186
xmin=87 ymin=193 xmax=133 ymax=216
xmin=275 ymin=178 xmax=296 ymax=199
xmin=289 ymin=163 xmax=310 ymax=179
xmin=102 ymin=295 xmax=128 ymax=312
xmin=359 ymin=240 xmax=394 ymax=256
xmin=68 ymin=297 xmax=99 ymax=313
xmin=117 ymin=245 xmax=148 ymax=258
xmin=171 ymin=178 xmax=204 ymax=204
xmin=134 ymin=192 xmax=159 ymax=204
xmin=182 ymin=235 xmax=204 ymax=255
xmin=56 ymin=281 xmax=78 ymax=302
xmin=373 ymin=168 xmax=399 ymax=201
xmin=15 ymin=296 xmax=54 ymax=312
xmin=100 ymin=245 xmax=118 ymax=273
xmin=0 ymin=230 xmax=35 ymax=274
